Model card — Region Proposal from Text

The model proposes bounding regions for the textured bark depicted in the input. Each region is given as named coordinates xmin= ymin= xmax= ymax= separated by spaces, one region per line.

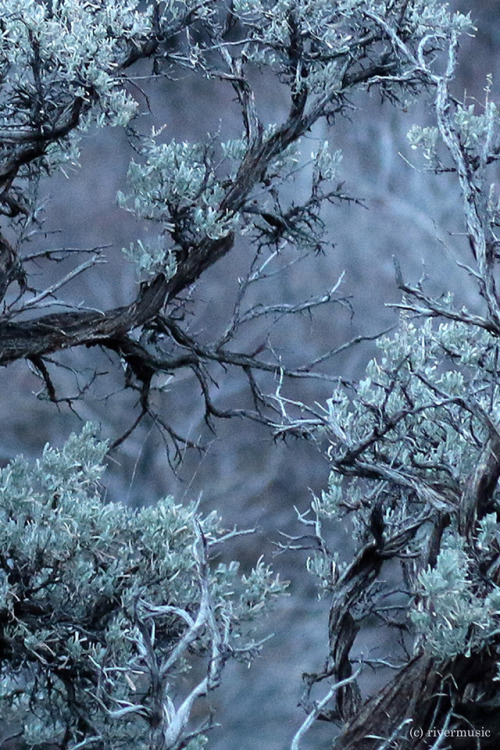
xmin=458 ymin=431 xmax=500 ymax=539
xmin=0 ymin=228 xmax=234 ymax=365
xmin=0 ymin=273 xmax=168 ymax=365
xmin=329 ymin=438 xmax=500 ymax=750
xmin=334 ymin=649 xmax=500 ymax=750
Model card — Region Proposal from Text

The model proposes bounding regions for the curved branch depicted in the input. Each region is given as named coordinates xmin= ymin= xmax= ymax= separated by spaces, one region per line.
xmin=0 ymin=273 xmax=168 ymax=365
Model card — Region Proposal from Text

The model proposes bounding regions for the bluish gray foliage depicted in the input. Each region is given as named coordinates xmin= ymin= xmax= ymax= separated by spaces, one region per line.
xmin=287 ymin=12 xmax=500 ymax=747
xmin=0 ymin=424 xmax=283 ymax=748
xmin=1 ymin=1 xmax=498 ymax=750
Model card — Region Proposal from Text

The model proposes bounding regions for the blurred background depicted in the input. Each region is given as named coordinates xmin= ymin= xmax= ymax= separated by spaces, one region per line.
xmin=1 ymin=2 xmax=499 ymax=747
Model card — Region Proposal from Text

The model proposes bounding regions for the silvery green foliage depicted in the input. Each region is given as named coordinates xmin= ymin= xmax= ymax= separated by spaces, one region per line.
xmin=118 ymin=137 xmax=242 ymax=276
xmin=117 ymin=129 xmax=332 ymax=275
xmin=410 ymin=533 xmax=500 ymax=658
xmin=232 ymin=0 xmax=470 ymax=77
xmin=114 ymin=0 xmax=471 ymax=276
xmin=285 ymin=16 xmax=500 ymax=741
xmin=330 ymin=318 xmax=497 ymax=487
xmin=0 ymin=0 xmax=158 ymax=171
xmin=123 ymin=235 xmax=178 ymax=280
xmin=408 ymin=92 xmax=500 ymax=172
xmin=119 ymin=139 xmax=236 ymax=235
xmin=0 ymin=425 xmax=284 ymax=747
xmin=0 ymin=1 xmax=473 ymax=288
xmin=306 ymin=62 xmax=500 ymax=671
xmin=0 ymin=4 xmax=492 ymax=744
xmin=312 ymin=317 xmax=500 ymax=659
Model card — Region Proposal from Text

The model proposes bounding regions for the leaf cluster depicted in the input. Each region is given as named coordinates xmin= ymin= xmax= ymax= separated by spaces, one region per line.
xmin=0 ymin=424 xmax=284 ymax=747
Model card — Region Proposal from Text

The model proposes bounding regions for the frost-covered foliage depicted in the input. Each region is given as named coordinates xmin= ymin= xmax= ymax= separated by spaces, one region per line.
xmin=0 ymin=425 xmax=284 ymax=748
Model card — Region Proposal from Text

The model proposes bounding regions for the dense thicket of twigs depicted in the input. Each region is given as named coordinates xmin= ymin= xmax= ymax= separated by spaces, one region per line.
xmin=1 ymin=1 xmax=500 ymax=749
